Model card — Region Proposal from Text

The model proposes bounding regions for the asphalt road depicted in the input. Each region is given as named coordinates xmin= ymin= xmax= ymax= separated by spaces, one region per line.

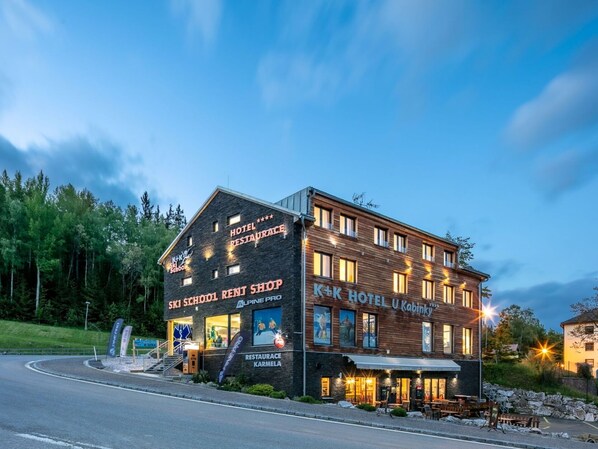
xmin=0 ymin=356 xmax=522 ymax=449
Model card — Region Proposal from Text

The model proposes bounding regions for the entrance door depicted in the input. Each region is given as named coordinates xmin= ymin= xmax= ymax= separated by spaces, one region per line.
xmin=171 ymin=319 xmax=193 ymax=354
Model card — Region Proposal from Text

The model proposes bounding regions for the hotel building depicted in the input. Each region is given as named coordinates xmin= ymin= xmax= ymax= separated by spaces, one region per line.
xmin=159 ymin=186 xmax=489 ymax=406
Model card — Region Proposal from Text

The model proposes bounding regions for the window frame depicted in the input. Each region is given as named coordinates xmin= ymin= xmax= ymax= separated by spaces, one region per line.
xmin=443 ymin=285 xmax=455 ymax=304
xmin=226 ymin=264 xmax=240 ymax=276
xmin=443 ymin=250 xmax=455 ymax=268
xmin=186 ymin=235 xmax=193 ymax=247
xmin=205 ymin=313 xmax=241 ymax=350
xmin=362 ymin=312 xmax=378 ymax=349
xmin=321 ymin=377 xmax=331 ymax=398
xmin=339 ymin=258 xmax=357 ymax=283
xmin=211 ymin=269 xmax=219 ymax=280
xmin=314 ymin=305 xmax=332 ymax=345
xmin=443 ymin=324 xmax=454 ymax=354
xmin=462 ymin=290 xmax=473 ymax=308
xmin=227 ymin=214 xmax=241 ymax=226
xmin=374 ymin=227 xmax=389 ymax=248
xmin=422 ymin=279 xmax=434 ymax=300
xmin=252 ymin=306 xmax=282 ymax=346
xmin=181 ymin=276 xmax=192 ymax=286
xmin=314 ymin=206 xmax=333 ymax=230
xmin=393 ymin=272 xmax=408 ymax=294
xmin=340 ymin=214 xmax=357 ymax=238
xmin=422 ymin=243 xmax=434 ymax=262
xmin=339 ymin=309 xmax=356 ymax=347
xmin=463 ymin=328 xmax=472 ymax=355
xmin=212 ymin=221 xmax=219 ymax=232
xmin=394 ymin=233 xmax=407 ymax=253
xmin=586 ymin=342 xmax=595 ymax=352
xmin=314 ymin=251 xmax=332 ymax=278
xmin=422 ymin=322 xmax=433 ymax=353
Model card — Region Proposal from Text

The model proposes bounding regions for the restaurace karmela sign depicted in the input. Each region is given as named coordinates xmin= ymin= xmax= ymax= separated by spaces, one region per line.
xmin=167 ymin=279 xmax=284 ymax=310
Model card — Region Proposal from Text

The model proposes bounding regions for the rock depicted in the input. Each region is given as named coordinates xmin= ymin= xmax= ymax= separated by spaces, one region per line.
xmin=407 ymin=411 xmax=423 ymax=418
xmin=586 ymin=412 xmax=596 ymax=422
xmin=337 ymin=401 xmax=353 ymax=408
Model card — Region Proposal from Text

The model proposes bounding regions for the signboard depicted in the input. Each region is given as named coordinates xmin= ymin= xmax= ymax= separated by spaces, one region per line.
xmin=120 ymin=325 xmax=133 ymax=357
xmin=218 ymin=331 xmax=248 ymax=384
xmin=134 ymin=339 xmax=158 ymax=348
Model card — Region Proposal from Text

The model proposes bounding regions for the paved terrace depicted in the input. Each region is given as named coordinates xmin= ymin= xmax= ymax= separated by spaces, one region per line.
xmin=33 ymin=357 xmax=596 ymax=449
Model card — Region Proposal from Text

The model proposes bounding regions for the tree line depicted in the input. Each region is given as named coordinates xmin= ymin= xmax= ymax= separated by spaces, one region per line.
xmin=0 ymin=170 xmax=185 ymax=336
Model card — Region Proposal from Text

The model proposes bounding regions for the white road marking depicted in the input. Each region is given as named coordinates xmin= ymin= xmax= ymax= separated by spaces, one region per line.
xmin=26 ymin=361 xmax=517 ymax=449
xmin=16 ymin=433 xmax=113 ymax=449
xmin=583 ymin=421 xmax=598 ymax=430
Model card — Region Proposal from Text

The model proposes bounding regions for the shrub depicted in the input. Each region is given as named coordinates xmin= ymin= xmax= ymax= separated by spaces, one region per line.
xmin=244 ymin=383 xmax=275 ymax=396
xmin=390 ymin=407 xmax=407 ymax=417
xmin=269 ymin=390 xmax=287 ymax=399
xmin=218 ymin=377 xmax=244 ymax=392
xmin=356 ymin=403 xmax=376 ymax=412
xmin=192 ymin=370 xmax=211 ymax=384
xmin=294 ymin=395 xmax=321 ymax=404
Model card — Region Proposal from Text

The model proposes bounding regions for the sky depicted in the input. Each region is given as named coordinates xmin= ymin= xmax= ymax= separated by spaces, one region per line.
xmin=1 ymin=0 xmax=597 ymax=331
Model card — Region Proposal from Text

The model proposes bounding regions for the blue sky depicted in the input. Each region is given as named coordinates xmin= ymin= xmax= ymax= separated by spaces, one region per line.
xmin=1 ymin=0 xmax=597 ymax=331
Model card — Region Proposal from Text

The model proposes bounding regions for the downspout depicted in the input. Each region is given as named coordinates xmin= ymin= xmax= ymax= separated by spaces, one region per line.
xmin=478 ymin=280 xmax=484 ymax=400
xmin=301 ymin=215 xmax=307 ymax=396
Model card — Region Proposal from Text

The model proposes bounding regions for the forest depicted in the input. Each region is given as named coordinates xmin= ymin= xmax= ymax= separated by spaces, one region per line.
xmin=0 ymin=170 xmax=186 ymax=336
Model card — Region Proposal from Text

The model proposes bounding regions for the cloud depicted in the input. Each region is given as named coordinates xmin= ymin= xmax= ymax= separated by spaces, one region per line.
xmin=474 ymin=259 xmax=524 ymax=283
xmin=535 ymin=147 xmax=598 ymax=198
xmin=505 ymin=60 xmax=598 ymax=150
xmin=170 ymin=0 xmax=222 ymax=45
xmin=0 ymin=133 xmax=143 ymax=206
xmin=493 ymin=275 xmax=598 ymax=331
xmin=0 ymin=0 xmax=54 ymax=40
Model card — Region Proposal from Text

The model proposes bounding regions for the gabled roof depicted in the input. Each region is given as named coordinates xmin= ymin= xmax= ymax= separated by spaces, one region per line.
xmin=561 ymin=310 xmax=598 ymax=327
xmin=158 ymin=186 xmax=304 ymax=265
xmin=277 ymin=186 xmax=490 ymax=281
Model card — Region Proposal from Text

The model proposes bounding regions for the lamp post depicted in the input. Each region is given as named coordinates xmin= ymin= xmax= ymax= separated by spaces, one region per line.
xmin=84 ymin=301 xmax=91 ymax=331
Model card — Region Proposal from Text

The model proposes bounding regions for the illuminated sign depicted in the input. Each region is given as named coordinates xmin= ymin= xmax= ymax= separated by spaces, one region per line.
xmin=229 ymin=215 xmax=286 ymax=247
xmin=167 ymin=279 xmax=284 ymax=311
xmin=313 ymin=283 xmax=438 ymax=317
xmin=170 ymin=248 xmax=192 ymax=274
xmin=244 ymin=352 xmax=282 ymax=368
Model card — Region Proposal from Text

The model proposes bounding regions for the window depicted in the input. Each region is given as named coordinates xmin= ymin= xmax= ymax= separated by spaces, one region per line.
xmin=374 ymin=227 xmax=389 ymax=247
xmin=586 ymin=359 xmax=595 ymax=367
xmin=314 ymin=206 xmax=332 ymax=229
xmin=314 ymin=305 xmax=331 ymax=345
xmin=362 ymin=312 xmax=378 ymax=348
xmin=340 ymin=214 xmax=357 ymax=237
xmin=444 ymin=251 xmax=455 ymax=268
xmin=339 ymin=309 xmax=356 ymax=347
xmin=226 ymin=264 xmax=240 ymax=275
xmin=586 ymin=342 xmax=595 ymax=351
xmin=314 ymin=251 xmax=332 ymax=278
xmin=422 ymin=243 xmax=434 ymax=262
xmin=212 ymin=221 xmax=219 ymax=232
xmin=443 ymin=324 xmax=453 ymax=354
xmin=463 ymin=328 xmax=472 ymax=355
xmin=422 ymin=279 xmax=434 ymax=300
xmin=443 ymin=285 xmax=455 ymax=304
xmin=422 ymin=322 xmax=433 ymax=352
xmin=181 ymin=276 xmax=192 ymax=286
xmin=186 ymin=235 xmax=193 ymax=246
xmin=585 ymin=326 xmax=595 ymax=335
xmin=211 ymin=269 xmax=219 ymax=280
xmin=321 ymin=377 xmax=331 ymax=398
xmin=462 ymin=290 xmax=473 ymax=308
xmin=339 ymin=258 xmax=356 ymax=283
xmin=253 ymin=307 xmax=282 ymax=346
xmin=423 ymin=378 xmax=446 ymax=402
xmin=227 ymin=214 xmax=241 ymax=226
xmin=205 ymin=313 xmax=240 ymax=349
xmin=393 ymin=272 xmax=407 ymax=294
xmin=394 ymin=233 xmax=407 ymax=253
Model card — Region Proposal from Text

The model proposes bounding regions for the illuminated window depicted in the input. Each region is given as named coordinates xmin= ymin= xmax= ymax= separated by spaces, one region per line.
xmin=211 ymin=269 xmax=218 ymax=279
xmin=393 ymin=272 xmax=407 ymax=294
xmin=422 ymin=279 xmax=434 ymax=300
xmin=443 ymin=324 xmax=453 ymax=354
xmin=212 ymin=221 xmax=219 ymax=232
xmin=181 ymin=276 xmax=192 ymax=286
xmin=423 ymin=378 xmax=446 ymax=402
xmin=321 ymin=377 xmax=331 ymax=398
xmin=444 ymin=251 xmax=455 ymax=268
xmin=345 ymin=377 xmax=376 ymax=404
xmin=340 ymin=214 xmax=357 ymax=237
xmin=374 ymin=227 xmax=388 ymax=247
xmin=443 ymin=285 xmax=455 ymax=304
xmin=186 ymin=235 xmax=193 ymax=246
xmin=463 ymin=328 xmax=472 ymax=355
xmin=226 ymin=264 xmax=240 ymax=275
xmin=462 ymin=290 xmax=473 ymax=308
xmin=314 ymin=206 xmax=333 ymax=230
xmin=422 ymin=322 xmax=433 ymax=352
xmin=586 ymin=342 xmax=595 ymax=351
xmin=362 ymin=312 xmax=377 ymax=348
xmin=205 ymin=313 xmax=241 ymax=350
xmin=394 ymin=233 xmax=407 ymax=253
xmin=227 ymin=214 xmax=241 ymax=226
xmin=314 ymin=251 xmax=332 ymax=278
xmin=422 ymin=243 xmax=434 ymax=262
xmin=339 ymin=258 xmax=356 ymax=283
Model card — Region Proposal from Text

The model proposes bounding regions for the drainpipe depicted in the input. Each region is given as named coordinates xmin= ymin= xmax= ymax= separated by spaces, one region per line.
xmin=478 ymin=281 xmax=484 ymax=400
xmin=301 ymin=215 xmax=307 ymax=396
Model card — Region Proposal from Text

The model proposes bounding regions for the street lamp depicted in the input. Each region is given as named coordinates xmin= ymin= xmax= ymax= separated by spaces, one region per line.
xmin=85 ymin=301 xmax=91 ymax=331
xmin=481 ymin=303 xmax=496 ymax=352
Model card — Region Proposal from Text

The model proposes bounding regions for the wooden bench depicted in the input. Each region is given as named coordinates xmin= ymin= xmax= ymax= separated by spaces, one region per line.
xmin=498 ymin=413 xmax=540 ymax=428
